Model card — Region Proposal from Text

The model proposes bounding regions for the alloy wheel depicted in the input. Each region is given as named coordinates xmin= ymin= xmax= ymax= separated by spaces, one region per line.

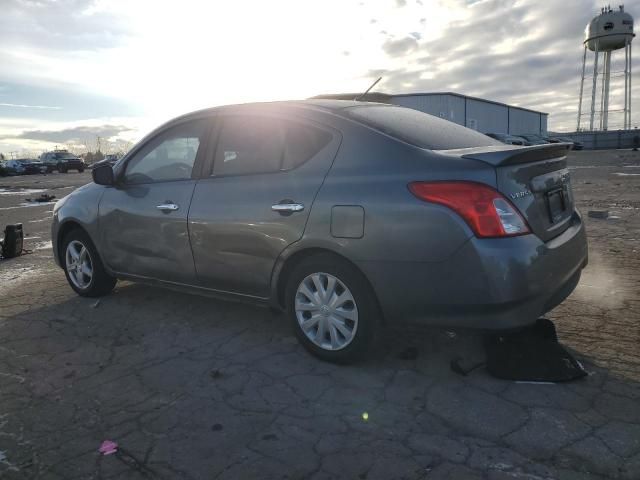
xmin=65 ymin=240 xmax=93 ymax=290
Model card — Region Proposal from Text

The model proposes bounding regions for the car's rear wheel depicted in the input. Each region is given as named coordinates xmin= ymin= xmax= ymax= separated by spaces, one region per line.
xmin=62 ymin=229 xmax=116 ymax=297
xmin=285 ymin=254 xmax=380 ymax=364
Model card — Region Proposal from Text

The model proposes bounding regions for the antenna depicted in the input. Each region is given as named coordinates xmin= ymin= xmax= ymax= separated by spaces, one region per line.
xmin=354 ymin=77 xmax=382 ymax=101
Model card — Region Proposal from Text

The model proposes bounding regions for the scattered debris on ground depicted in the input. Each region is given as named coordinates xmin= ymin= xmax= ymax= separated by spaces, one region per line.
xmin=588 ymin=209 xmax=609 ymax=219
xmin=98 ymin=440 xmax=118 ymax=456
xmin=25 ymin=193 xmax=55 ymax=203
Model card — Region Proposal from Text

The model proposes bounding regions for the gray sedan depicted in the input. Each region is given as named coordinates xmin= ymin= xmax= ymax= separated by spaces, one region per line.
xmin=52 ymin=100 xmax=588 ymax=363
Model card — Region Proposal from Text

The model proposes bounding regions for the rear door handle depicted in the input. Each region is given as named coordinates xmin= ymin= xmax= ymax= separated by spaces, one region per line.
xmin=271 ymin=202 xmax=304 ymax=213
xmin=156 ymin=202 xmax=179 ymax=212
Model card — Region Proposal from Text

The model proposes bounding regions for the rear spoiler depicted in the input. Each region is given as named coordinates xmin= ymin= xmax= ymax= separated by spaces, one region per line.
xmin=435 ymin=143 xmax=572 ymax=167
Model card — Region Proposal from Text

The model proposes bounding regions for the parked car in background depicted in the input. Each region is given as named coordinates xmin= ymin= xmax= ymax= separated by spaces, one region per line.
xmin=485 ymin=133 xmax=526 ymax=145
xmin=52 ymin=100 xmax=588 ymax=364
xmin=2 ymin=159 xmax=26 ymax=175
xmin=17 ymin=159 xmax=47 ymax=174
xmin=518 ymin=134 xmax=550 ymax=146
xmin=41 ymin=150 xmax=86 ymax=173
xmin=548 ymin=136 xmax=584 ymax=150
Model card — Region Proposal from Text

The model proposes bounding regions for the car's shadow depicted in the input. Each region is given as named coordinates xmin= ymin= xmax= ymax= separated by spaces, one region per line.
xmin=1 ymin=281 xmax=639 ymax=480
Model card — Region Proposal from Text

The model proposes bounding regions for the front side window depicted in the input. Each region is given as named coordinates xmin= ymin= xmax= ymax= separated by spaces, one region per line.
xmin=125 ymin=120 xmax=206 ymax=184
xmin=55 ymin=153 xmax=77 ymax=160
xmin=212 ymin=115 xmax=331 ymax=176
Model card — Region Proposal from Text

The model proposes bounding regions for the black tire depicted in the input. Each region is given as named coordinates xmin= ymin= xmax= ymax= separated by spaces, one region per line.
xmin=46 ymin=166 xmax=53 ymax=173
xmin=61 ymin=229 xmax=116 ymax=297
xmin=78 ymin=167 xmax=85 ymax=173
xmin=57 ymin=164 xmax=67 ymax=173
xmin=285 ymin=253 xmax=381 ymax=364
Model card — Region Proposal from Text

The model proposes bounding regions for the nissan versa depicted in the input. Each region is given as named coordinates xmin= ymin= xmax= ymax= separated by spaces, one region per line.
xmin=52 ymin=100 xmax=588 ymax=363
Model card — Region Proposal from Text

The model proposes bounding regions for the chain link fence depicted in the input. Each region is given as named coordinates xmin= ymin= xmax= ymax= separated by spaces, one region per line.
xmin=551 ymin=129 xmax=640 ymax=149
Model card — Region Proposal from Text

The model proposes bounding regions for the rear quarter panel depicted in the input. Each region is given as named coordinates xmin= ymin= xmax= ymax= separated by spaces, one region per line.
xmin=297 ymin=118 xmax=497 ymax=263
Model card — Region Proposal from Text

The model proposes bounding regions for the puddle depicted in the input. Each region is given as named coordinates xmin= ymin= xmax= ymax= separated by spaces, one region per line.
xmin=34 ymin=240 xmax=53 ymax=251
xmin=0 ymin=188 xmax=47 ymax=196
xmin=0 ymin=264 xmax=44 ymax=287
xmin=623 ymin=165 xmax=640 ymax=168
xmin=612 ymin=172 xmax=640 ymax=176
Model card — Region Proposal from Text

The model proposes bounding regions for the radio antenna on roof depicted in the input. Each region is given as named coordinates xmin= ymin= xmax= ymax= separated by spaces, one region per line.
xmin=354 ymin=77 xmax=382 ymax=101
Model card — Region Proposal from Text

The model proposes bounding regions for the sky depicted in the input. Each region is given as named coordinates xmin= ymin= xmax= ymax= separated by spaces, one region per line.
xmin=0 ymin=0 xmax=638 ymax=155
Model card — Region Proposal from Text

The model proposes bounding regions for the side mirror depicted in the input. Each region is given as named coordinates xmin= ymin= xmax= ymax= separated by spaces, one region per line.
xmin=92 ymin=164 xmax=115 ymax=186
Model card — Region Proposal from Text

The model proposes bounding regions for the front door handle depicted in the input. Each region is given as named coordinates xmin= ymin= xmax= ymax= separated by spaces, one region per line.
xmin=271 ymin=202 xmax=304 ymax=213
xmin=156 ymin=202 xmax=179 ymax=212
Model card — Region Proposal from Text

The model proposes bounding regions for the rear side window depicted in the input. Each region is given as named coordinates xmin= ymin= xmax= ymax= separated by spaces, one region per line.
xmin=212 ymin=116 xmax=331 ymax=176
xmin=345 ymin=105 xmax=501 ymax=150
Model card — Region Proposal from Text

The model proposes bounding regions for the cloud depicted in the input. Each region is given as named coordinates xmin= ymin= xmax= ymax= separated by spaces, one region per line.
xmin=5 ymin=125 xmax=133 ymax=143
xmin=0 ymin=103 xmax=61 ymax=110
xmin=382 ymin=36 xmax=419 ymax=57
xmin=1 ymin=0 xmax=637 ymax=136
xmin=1 ymin=0 xmax=130 ymax=52
xmin=368 ymin=0 xmax=636 ymax=130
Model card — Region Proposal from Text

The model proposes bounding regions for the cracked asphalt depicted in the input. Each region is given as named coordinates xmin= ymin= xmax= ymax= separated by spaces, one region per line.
xmin=0 ymin=149 xmax=639 ymax=480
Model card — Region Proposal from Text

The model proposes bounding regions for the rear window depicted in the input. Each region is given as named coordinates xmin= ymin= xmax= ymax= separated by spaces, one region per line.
xmin=345 ymin=105 xmax=501 ymax=150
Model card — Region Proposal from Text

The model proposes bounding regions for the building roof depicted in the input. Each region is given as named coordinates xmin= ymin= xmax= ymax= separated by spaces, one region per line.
xmin=309 ymin=92 xmax=394 ymax=103
xmin=311 ymin=91 xmax=548 ymax=116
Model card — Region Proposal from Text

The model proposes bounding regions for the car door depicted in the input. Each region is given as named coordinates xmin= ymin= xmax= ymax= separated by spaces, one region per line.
xmin=189 ymin=113 xmax=341 ymax=298
xmin=98 ymin=117 xmax=211 ymax=284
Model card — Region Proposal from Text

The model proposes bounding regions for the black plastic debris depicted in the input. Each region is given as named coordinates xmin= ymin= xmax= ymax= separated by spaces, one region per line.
xmin=588 ymin=210 xmax=609 ymax=219
xmin=484 ymin=319 xmax=587 ymax=382
xmin=450 ymin=357 xmax=484 ymax=376
xmin=26 ymin=193 xmax=56 ymax=203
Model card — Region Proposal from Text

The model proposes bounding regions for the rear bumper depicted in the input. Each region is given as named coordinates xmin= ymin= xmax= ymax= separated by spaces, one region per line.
xmin=360 ymin=209 xmax=588 ymax=330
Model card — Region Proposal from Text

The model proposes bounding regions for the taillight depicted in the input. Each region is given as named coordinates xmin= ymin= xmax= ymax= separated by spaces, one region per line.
xmin=408 ymin=181 xmax=530 ymax=238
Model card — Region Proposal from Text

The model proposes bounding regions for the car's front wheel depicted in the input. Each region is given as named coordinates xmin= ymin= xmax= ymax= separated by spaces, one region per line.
xmin=58 ymin=163 xmax=67 ymax=173
xmin=285 ymin=254 xmax=380 ymax=364
xmin=62 ymin=229 xmax=116 ymax=297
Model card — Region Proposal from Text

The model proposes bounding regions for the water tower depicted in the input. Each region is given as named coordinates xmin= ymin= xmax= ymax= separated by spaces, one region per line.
xmin=577 ymin=5 xmax=634 ymax=131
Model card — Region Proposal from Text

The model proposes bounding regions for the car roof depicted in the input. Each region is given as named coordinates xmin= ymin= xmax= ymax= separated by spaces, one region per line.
xmin=175 ymin=99 xmax=389 ymax=122
xmin=125 ymin=100 xmax=389 ymax=158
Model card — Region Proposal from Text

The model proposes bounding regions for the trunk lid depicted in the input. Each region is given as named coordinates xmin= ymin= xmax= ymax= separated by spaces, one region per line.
xmin=437 ymin=144 xmax=574 ymax=242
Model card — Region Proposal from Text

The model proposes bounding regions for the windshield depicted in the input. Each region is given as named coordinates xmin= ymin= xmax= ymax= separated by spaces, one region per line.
xmin=345 ymin=104 xmax=501 ymax=150
xmin=54 ymin=152 xmax=78 ymax=160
